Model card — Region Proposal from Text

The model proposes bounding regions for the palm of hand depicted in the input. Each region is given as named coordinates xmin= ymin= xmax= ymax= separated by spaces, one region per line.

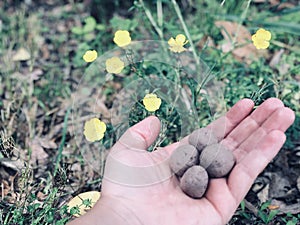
xmin=99 ymin=98 xmax=294 ymax=225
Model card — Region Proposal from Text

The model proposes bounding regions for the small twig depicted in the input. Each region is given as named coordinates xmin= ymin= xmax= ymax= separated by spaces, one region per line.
xmin=244 ymin=199 xmax=259 ymax=217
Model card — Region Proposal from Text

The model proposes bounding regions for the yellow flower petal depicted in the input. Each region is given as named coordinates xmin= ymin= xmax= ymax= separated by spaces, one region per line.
xmin=175 ymin=34 xmax=188 ymax=45
xmin=83 ymin=50 xmax=98 ymax=62
xmin=168 ymin=34 xmax=188 ymax=53
xmin=169 ymin=45 xmax=186 ymax=53
xmin=83 ymin=118 xmax=106 ymax=142
xmin=113 ymin=30 xmax=131 ymax=47
xmin=256 ymin=28 xmax=271 ymax=40
xmin=143 ymin=93 xmax=162 ymax=112
xmin=168 ymin=37 xmax=176 ymax=46
xmin=105 ymin=57 xmax=125 ymax=74
xmin=252 ymin=28 xmax=271 ymax=49
xmin=67 ymin=191 xmax=101 ymax=217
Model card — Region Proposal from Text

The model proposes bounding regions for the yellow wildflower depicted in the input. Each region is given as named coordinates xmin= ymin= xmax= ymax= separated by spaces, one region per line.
xmin=143 ymin=93 xmax=162 ymax=112
xmin=168 ymin=34 xmax=189 ymax=53
xmin=252 ymin=28 xmax=272 ymax=50
xmin=83 ymin=50 xmax=98 ymax=62
xmin=113 ymin=30 xmax=131 ymax=47
xmin=83 ymin=118 xmax=106 ymax=142
xmin=105 ymin=57 xmax=125 ymax=74
xmin=67 ymin=191 xmax=101 ymax=217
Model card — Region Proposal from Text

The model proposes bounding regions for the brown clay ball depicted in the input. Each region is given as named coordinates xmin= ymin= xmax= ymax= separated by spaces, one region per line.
xmin=180 ymin=165 xmax=208 ymax=198
xmin=169 ymin=144 xmax=199 ymax=177
xmin=188 ymin=128 xmax=218 ymax=152
xmin=199 ymin=143 xmax=235 ymax=178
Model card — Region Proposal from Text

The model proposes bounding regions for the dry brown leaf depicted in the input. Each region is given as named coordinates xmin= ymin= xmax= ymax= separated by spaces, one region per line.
xmin=215 ymin=21 xmax=267 ymax=64
xmin=28 ymin=137 xmax=48 ymax=165
xmin=196 ymin=36 xmax=216 ymax=50
xmin=271 ymin=199 xmax=300 ymax=215
xmin=269 ymin=49 xmax=285 ymax=68
xmin=253 ymin=0 xmax=295 ymax=9
xmin=278 ymin=2 xmax=296 ymax=10
xmin=39 ymin=138 xmax=58 ymax=149
xmin=29 ymin=69 xmax=43 ymax=81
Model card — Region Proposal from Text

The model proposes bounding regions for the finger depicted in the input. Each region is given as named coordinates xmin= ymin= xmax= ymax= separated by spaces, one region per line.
xmin=162 ymin=99 xmax=254 ymax=156
xmin=104 ymin=116 xmax=173 ymax=187
xmin=221 ymin=98 xmax=284 ymax=150
xmin=207 ymin=98 xmax=254 ymax=140
xmin=114 ymin=116 xmax=161 ymax=151
xmin=108 ymin=116 xmax=161 ymax=167
xmin=227 ymin=130 xmax=286 ymax=204
xmin=237 ymin=107 xmax=295 ymax=159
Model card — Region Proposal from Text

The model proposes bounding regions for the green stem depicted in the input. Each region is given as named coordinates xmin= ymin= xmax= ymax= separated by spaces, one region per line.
xmin=53 ymin=108 xmax=70 ymax=177
xmin=139 ymin=0 xmax=163 ymax=40
xmin=232 ymin=0 xmax=252 ymax=46
xmin=157 ymin=0 xmax=163 ymax=28
xmin=171 ymin=0 xmax=199 ymax=65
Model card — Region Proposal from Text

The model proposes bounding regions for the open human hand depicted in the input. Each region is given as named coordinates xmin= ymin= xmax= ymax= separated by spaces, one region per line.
xmin=68 ymin=98 xmax=295 ymax=225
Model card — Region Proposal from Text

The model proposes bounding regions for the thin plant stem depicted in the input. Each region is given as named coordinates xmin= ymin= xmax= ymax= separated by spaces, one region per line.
xmin=232 ymin=0 xmax=252 ymax=46
xmin=54 ymin=108 xmax=70 ymax=177
xmin=171 ymin=0 xmax=199 ymax=65
xmin=139 ymin=0 xmax=163 ymax=40
xmin=157 ymin=0 xmax=163 ymax=28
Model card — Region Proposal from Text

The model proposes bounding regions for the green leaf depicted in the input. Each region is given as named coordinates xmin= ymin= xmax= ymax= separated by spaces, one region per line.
xmin=287 ymin=220 xmax=297 ymax=225
xmin=258 ymin=211 xmax=268 ymax=223
xmin=82 ymin=198 xmax=92 ymax=207
xmin=71 ymin=27 xmax=84 ymax=35
xmin=69 ymin=206 xmax=80 ymax=215
xmin=267 ymin=209 xmax=279 ymax=222
xmin=260 ymin=201 xmax=270 ymax=211
xmin=240 ymin=200 xmax=245 ymax=211
xmin=83 ymin=16 xmax=97 ymax=33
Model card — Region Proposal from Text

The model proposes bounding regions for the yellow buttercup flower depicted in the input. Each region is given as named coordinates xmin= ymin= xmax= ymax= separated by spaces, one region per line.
xmin=83 ymin=50 xmax=98 ymax=62
xmin=252 ymin=28 xmax=272 ymax=50
xmin=67 ymin=191 xmax=101 ymax=217
xmin=143 ymin=93 xmax=162 ymax=112
xmin=105 ymin=57 xmax=125 ymax=74
xmin=83 ymin=118 xmax=106 ymax=142
xmin=113 ymin=30 xmax=131 ymax=47
xmin=168 ymin=34 xmax=189 ymax=53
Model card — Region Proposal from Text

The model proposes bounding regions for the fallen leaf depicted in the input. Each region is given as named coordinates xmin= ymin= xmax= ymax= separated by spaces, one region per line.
xmin=29 ymin=69 xmax=43 ymax=81
xmin=268 ymin=204 xmax=280 ymax=210
xmin=257 ymin=183 xmax=269 ymax=203
xmin=39 ymin=138 xmax=58 ymax=149
xmin=28 ymin=137 xmax=48 ymax=165
xmin=12 ymin=47 xmax=31 ymax=61
xmin=215 ymin=21 xmax=266 ymax=64
xmin=271 ymin=199 xmax=300 ymax=215
xmin=269 ymin=49 xmax=285 ymax=68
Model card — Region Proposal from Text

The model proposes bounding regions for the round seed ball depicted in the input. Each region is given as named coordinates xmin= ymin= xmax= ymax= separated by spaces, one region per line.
xmin=180 ymin=165 xmax=208 ymax=199
xmin=169 ymin=144 xmax=199 ymax=177
xmin=188 ymin=128 xmax=218 ymax=152
xmin=199 ymin=143 xmax=235 ymax=178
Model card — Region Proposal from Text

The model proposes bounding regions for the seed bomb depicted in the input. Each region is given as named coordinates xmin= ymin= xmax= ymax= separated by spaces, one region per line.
xmin=188 ymin=128 xmax=218 ymax=152
xmin=199 ymin=143 xmax=235 ymax=178
xmin=180 ymin=165 xmax=208 ymax=199
xmin=169 ymin=144 xmax=199 ymax=177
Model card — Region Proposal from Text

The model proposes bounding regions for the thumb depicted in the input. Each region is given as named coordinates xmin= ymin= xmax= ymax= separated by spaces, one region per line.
xmin=116 ymin=115 xmax=161 ymax=150
xmin=103 ymin=116 xmax=173 ymax=187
